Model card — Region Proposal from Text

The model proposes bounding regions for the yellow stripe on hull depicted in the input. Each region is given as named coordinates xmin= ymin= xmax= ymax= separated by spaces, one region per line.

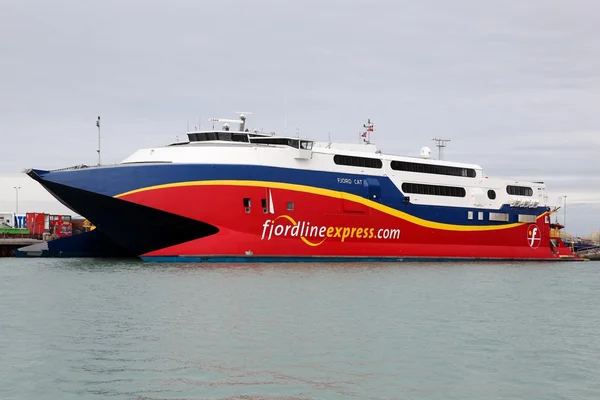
xmin=114 ymin=180 xmax=548 ymax=232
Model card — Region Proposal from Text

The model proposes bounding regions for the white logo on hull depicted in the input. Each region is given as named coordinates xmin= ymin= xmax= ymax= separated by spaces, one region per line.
xmin=526 ymin=224 xmax=542 ymax=248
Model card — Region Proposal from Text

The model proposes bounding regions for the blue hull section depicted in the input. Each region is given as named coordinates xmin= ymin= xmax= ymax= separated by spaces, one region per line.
xmin=14 ymin=229 xmax=137 ymax=258
xmin=30 ymin=164 xmax=547 ymax=227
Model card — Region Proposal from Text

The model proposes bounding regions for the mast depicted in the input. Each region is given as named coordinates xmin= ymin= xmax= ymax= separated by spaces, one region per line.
xmin=96 ymin=116 xmax=101 ymax=166
xmin=431 ymin=137 xmax=451 ymax=160
xmin=361 ymin=119 xmax=374 ymax=144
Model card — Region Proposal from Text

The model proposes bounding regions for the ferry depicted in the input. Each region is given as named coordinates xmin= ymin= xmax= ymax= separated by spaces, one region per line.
xmin=26 ymin=113 xmax=579 ymax=262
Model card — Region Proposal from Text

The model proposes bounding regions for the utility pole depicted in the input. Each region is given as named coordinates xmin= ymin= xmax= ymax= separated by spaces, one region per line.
xmin=13 ymin=186 xmax=21 ymax=214
xmin=431 ymin=137 xmax=451 ymax=160
xmin=96 ymin=116 xmax=101 ymax=166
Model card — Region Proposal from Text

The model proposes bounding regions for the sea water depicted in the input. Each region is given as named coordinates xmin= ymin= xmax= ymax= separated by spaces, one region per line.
xmin=1 ymin=258 xmax=599 ymax=400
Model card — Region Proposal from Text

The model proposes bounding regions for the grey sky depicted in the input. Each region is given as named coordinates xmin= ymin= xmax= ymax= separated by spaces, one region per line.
xmin=1 ymin=0 xmax=599 ymax=235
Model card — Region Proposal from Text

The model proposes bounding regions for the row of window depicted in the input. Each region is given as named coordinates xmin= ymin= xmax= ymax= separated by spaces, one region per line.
xmin=400 ymin=184 xmax=535 ymax=200
xmin=188 ymin=131 xmax=250 ymax=142
xmin=241 ymin=197 xmax=537 ymax=223
xmin=250 ymin=138 xmax=314 ymax=149
xmin=333 ymin=155 xmax=476 ymax=178
xmin=401 ymin=183 xmax=466 ymax=198
xmin=187 ymin=132 xmax=316 ymax=150
xmin=240 ymin=187 xmax=529 ymax=205
xmin=468 ymin=211 xmax=537 ymax=223
xmin=332 ymin=156 xmax=535 ymax=198
xmin=333 ymin=155 xmax=383 ymax=169
xmin=401 ymin=185 xmax=533 ymax=199
xmin=390 ymin=161 xmax=476 ymax=178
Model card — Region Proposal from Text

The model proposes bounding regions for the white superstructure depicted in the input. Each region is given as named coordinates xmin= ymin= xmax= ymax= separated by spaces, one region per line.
xmin=120 ymin=114 xmax=549 ymax=216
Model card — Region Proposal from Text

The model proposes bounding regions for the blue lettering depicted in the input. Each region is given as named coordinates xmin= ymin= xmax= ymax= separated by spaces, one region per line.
xmin=14 ymin=216 xmax=26 ymax=229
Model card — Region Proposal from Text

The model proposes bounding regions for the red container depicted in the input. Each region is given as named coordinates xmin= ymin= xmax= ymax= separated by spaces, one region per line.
xmin=26 ymin=213 xmax=47 ymax=235
xmin=49 ymin=215 xmax=73 ymax=238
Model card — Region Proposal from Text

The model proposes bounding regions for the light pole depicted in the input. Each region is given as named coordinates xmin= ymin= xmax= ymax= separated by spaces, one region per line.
xmin=14 ymin=186 xmax=21 ymax=215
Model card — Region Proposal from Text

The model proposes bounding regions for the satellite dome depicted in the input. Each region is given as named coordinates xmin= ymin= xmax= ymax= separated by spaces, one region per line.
xmin=420 ymin=146 xmax=432 ymax=159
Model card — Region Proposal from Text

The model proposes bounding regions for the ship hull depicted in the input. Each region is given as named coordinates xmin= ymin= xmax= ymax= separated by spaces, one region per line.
xmin=26 ymin=164 xmax=579 ymax=262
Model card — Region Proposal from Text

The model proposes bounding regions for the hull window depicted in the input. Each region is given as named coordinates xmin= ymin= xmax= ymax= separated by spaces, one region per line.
xmin=261 ymin=198 xmax=267 ymax=214
xmin=287 ymin=201 xmax=294 ymax=211
xmin=489 ymin=212 xmax=510 ymax=222
xmin=243 ymin=198 xmax=251 ymax=213
xmin=518 ymin=214 xmax=537 ymax=223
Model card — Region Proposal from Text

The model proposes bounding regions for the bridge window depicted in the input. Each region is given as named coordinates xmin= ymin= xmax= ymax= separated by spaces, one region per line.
xmin=252 ymin=137 xmax=298 ymax=147
xmin=390 ymin=161 xmax=476 ymax=178
xmin=506 ymin=185 xmax=533 ymax=196
xmin=300 ymin=141 xmax=313 ymax=150
xmin=334 ymin=155 xmax=382 ymax=169
xmin=401 ymin=183 xmax=466 ymax=197
xmin=187 ymin=132 xmax=249 ymax=142
xmin=487 ymin=190 xmax=496 ymax=200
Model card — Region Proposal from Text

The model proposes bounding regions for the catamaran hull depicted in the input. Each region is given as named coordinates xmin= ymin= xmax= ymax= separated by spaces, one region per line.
xmin=26 ymin=164 xmax=579 ymax=262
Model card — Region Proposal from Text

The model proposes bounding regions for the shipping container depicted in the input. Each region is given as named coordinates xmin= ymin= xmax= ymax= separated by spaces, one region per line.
xmin=26 ymin=213 xmax=46 ymax=235
xmin=0 ymin=212 xmax=14 ymax=227
xmin=13 ymin=214 xmax=27 ymax=229
xmin=48 ymin=215 xmax=73 ymax=238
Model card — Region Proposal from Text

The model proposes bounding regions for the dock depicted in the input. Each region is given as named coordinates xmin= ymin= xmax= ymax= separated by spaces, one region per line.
xmin=576 ymin=247 xmax=600 ymax=261
xmin=0 ymin=238 xmax=45 ymax=257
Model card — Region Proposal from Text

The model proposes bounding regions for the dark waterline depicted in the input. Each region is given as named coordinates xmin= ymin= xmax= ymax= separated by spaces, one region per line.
xmin=1 ymin=258 xmax=599 ymax=400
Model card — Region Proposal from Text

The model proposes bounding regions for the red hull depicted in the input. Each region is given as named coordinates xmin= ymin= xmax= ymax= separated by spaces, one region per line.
xmin=116 ymin=181 xmax=579 ymax=261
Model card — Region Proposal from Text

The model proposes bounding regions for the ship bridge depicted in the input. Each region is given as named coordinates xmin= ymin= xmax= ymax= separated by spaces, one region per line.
xmin=175 ymin=113 xmax=315 ymax=152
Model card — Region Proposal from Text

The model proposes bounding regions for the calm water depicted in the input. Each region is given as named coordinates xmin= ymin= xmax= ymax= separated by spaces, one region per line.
xmin=1 ymin=259 xmax=599 ymax=400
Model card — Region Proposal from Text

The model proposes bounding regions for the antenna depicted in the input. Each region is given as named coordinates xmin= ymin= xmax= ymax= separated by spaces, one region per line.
xmin=209 ymin=112 xmax=252 ymax=132
xmin=431 ymin=137 xmax=451 ymax=160
xmin=96 ymin=116 xmax=101 ymax=166
xmin=361 ymin=119 xmax=374 ymax=144
xmin=236 ymin=112 xmax=252 ymax=131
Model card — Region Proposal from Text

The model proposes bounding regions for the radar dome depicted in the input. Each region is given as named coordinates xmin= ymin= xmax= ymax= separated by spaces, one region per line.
xmin=420 ymin=146 xmax=432 ymax=159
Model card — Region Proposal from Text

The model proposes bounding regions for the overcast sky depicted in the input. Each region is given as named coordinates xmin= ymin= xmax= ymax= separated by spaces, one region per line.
xmin=1 ymin=0 xmax=599 ymax=235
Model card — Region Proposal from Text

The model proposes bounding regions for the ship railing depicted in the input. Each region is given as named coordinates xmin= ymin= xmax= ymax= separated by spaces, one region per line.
xmin=48 ymin=164 xmax=91 ymax=172
xmin=48 ymin=163 xmax=118 ymax=172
